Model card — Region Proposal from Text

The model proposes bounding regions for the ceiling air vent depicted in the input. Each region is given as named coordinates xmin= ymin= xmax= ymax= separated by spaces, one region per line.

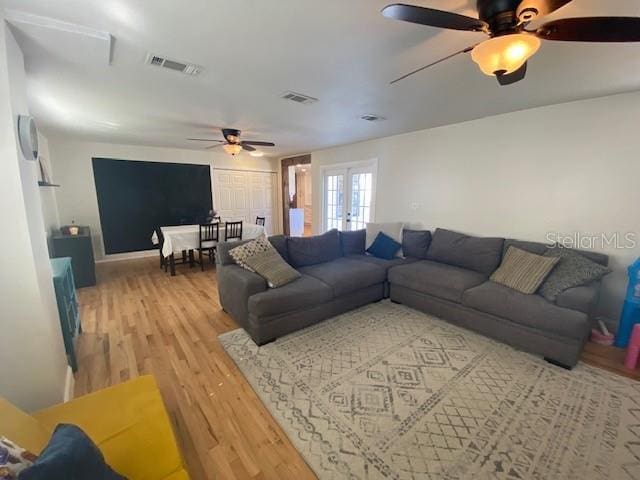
xmin=145 ymin=53 xmax=202 ymax=76
xmin=280 ymin=91 xmax=318 ymax=105
xmin=360 ymin=114 xmax=386 ymax=122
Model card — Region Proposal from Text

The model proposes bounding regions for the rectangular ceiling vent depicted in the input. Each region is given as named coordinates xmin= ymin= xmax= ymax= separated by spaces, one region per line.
xmin=145 ymin=53 xmax=202 ymax=76
xmin=280 ymin=91 xmax=318 ymax=105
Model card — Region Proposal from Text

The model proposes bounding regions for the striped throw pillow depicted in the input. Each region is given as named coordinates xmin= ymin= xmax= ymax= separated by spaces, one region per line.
xmin=490 ymin=246 xmax=560 ymax=295
xmin=243 ymin=249 xmax=301 ymax=288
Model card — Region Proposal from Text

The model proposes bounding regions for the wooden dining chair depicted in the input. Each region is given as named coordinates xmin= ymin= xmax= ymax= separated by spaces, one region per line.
xmin=197 ymin=223 xmax=220 ymax=271
xmin=224 ymin=221 xmax=243 ymax=241
xmin=255 ymin=216 xmax=266 ymax=227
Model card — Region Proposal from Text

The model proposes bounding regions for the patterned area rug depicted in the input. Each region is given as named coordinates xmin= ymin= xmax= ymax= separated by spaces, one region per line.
xmin=219 ymin=301 xmax=640 ymax=480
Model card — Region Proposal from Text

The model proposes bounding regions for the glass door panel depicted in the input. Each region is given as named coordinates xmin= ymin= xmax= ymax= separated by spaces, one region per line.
xmin=323 ymin=164 xmax=376 ymax=232
xmin=324 ymin=172 xmax=345 ymax=231
xmin=348 ymin=171 xmax=373 ymax=231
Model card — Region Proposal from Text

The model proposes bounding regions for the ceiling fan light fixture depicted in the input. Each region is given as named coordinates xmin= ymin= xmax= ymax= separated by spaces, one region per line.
xmin=471 ymin=33 xmax=540 ymax=76
xmin=223 ymin=144 xmax=243 ymax=156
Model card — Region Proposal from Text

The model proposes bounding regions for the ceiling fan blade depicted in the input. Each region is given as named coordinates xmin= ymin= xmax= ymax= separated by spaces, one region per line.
xmin=516 ymin=0 xmax=572 ymax=20
xmin=241 ymin=144 xmax=256 ymax=152
xmin=205 ymin=143 xmax=225 ymax=150
xmin=390 ymin=44 xmax=477 ymax=85
xmin=241 ymin=141 xmax=276 ymax=147
xmin=535 ymin=17 xmax=640 ymax=42
xmin=381 ymin=3 xmax=487 ymax=32
xmin=496 ymin=62 xmax=527 ymax=86
xmin=187 ymin=138 xmax=224 ymax=142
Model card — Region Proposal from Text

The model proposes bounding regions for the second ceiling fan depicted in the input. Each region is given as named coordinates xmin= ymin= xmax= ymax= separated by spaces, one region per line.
xmin=189 ymin=128 xmax=275 ymax=156
xmin=382 ymin=0 xmax=640 ymax=85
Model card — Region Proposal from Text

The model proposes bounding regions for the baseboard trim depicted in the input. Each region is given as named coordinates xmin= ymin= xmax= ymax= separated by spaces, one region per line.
xmin=96 ymin=250 xmax=157 ymax=263
xmin=64 ymin=367 xmax=75 ymax=402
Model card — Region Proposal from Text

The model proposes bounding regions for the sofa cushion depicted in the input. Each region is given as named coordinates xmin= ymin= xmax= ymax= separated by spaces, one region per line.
xmin=388 ymin=260 xmax=486 ymax=303
xmin=502 ymin=239 xmax=548 ymax=257
xmin=427 ymin=228 xmax=505 ymax=275
xmin=555 ymin=285 xmax=600 ymax=315
xmin=347 ymin=254 xmax=417 ymax=272
xmin=402 ymin=229 xmax=431 ymax=259
xmin=268 ymin=235 xmax=290 ymax=264
xmin=287 ymin=229 xmax=342 ymax=268
xmin=366 ymin=232 xmax=402 ymax=260
xmin=503 ymin=239 xmax=609 ymax=267
xmin=299 ymin=258 xmax=387 ymax=297
xmin=340 ymin=229 xmax=366 ymax=256
xmin=490 ymin=246 xmax=559 ymax=294
xmin=248 ymin=275 xmax=333 ymax=318
xmin=462 ymin=281 xmax=589 ymax=339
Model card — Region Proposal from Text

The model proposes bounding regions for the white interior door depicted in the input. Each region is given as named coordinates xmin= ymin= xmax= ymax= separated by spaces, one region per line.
xmin=323 ymin=162 xmax=376 ymax=232
xmin=213 ymin=170 xmax=278 ymax=234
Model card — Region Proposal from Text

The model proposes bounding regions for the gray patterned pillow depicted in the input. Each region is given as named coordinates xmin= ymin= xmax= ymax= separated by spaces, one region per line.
xmin=228 ymin=235 xmax=272 ymax=272
xmin=243 ymin=249 xmax=301 ymax=288
xmin=539 ymin=245 xmax=611 ymax=301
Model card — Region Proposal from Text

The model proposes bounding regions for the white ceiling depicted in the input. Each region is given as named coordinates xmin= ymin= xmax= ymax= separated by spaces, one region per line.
xmin=2 ymin=0 xmax=640 ymax=157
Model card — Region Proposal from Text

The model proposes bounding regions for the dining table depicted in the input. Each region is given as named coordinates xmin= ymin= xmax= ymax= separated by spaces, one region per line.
xmin=151 ymin=222 xmax=266 ymax=275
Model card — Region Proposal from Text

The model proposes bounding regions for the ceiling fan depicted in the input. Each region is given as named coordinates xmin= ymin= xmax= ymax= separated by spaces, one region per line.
xmin=382 ymin=0 xmax=640 ymax=86
xmin=188 ymin=128 xmax=275 ymax=156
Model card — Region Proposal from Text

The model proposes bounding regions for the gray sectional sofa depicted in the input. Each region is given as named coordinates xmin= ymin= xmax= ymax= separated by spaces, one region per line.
xmin=216 ymin=228 xmax=608 ymax=368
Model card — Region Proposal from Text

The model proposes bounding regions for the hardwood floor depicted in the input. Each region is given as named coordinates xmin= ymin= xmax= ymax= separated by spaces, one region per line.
xmin=74 ymin=257 xmax=316 ymax=480
xmin=75 ymin=257 xmax=636 ymax=479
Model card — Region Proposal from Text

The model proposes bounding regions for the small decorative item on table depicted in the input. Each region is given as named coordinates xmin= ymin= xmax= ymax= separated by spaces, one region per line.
xmin=61 ymin=220 xmax=79 ymax=236
xmin=625 ymin=324 xmax=640 ymax=369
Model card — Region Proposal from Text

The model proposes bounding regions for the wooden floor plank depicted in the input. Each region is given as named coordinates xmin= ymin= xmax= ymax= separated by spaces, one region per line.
xmin=74 ymin=258 xmax=316 ymax=480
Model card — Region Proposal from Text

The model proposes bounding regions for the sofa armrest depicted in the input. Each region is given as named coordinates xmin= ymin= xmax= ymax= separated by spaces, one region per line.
xmin=555 ymin=283 xmax=600 ymax=317
xmin=217 ymin=264 xmax=267 ymax=327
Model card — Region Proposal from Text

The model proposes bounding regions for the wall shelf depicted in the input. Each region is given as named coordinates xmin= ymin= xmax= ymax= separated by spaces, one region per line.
xmin=38 ymin=181 xmax=60 ymax=187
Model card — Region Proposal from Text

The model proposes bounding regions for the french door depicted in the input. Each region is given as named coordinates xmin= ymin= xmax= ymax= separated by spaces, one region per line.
xmin=323 ymin=162 xmax=376 ymax=232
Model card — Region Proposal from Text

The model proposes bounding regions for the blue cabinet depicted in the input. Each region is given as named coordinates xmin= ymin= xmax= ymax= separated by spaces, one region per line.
xmin=51 ymin=257 xmax=82 ymax=371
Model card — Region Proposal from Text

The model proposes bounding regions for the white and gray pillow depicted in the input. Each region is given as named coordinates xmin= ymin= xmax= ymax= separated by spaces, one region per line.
xmin=243 ymin=249 xmax=301 ymax=288
xmin=490 ymin=246 xmax=560 ymax=294
xmin=539 ymin=245 xmax=611 ymax=301
xmin=228 ymin=235 xmax=273 ymax=272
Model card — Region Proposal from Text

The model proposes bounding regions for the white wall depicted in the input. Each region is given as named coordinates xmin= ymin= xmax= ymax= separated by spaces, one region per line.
xmin=0 ymin=20 xmax=68 ymax=410
xmin=37 ymin=133 xmax=60 ymax=236
xmin=312 ymin=91 xmax=640 ymax=323
xmin=47 ymin=138 xmax=281 ymax=260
